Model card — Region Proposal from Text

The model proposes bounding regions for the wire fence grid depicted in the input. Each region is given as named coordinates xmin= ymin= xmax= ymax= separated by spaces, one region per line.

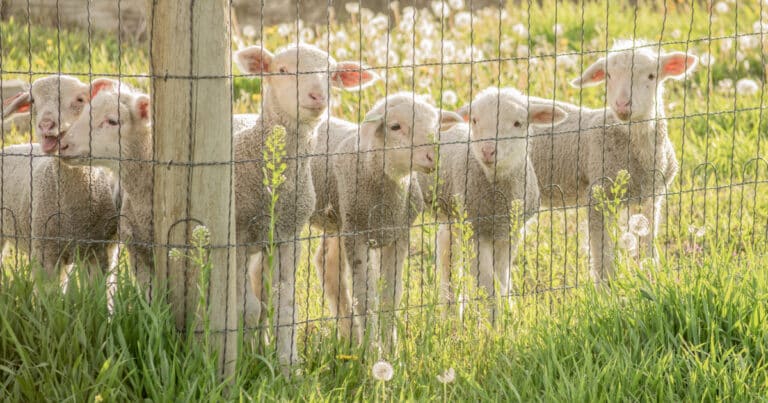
xmin=1 ymin=0 xmax=767 ymax=375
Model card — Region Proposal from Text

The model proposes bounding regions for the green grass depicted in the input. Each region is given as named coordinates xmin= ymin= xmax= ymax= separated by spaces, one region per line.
xmin=3 ymin=0 xmax=768 ymax=399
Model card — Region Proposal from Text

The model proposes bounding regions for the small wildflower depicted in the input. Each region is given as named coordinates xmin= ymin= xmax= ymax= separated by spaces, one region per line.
xmin=699 ymin=52 xmax=715 ymax=67
xmin=714 ymin=1 xmax=729 ymax=14
xmin=336 ymin=354 xmax=358 ymax=361
xmin=169 ymin=248 xmax=186 ymax=262
xmin=556 ymin=54 xmax=577 ymax=70
xmin=619 ymin=232 xmax=638 ymax=253
xmin=736 ymin=78 xmax=760 ymax=95
xmin=431 ymin=1 xmax=450 ymax=17
xmin=370 ymin=15 xmax=389 ymax=31
xmin=670 ymin=29 xmax=682 ymax=39
xmin=192 ymin=225 xmax=211 ymax=247
xmin=94 ymin=395 xmax=104 ymax=403
xmin=736 ymin=50 xmax=746 ymax=62
xmin=442 ymin=89 xmax=458 ymax=105
xmin=345 ymin=2 xmax=360 ymax=14
xmin=242 ymin=25 xmax=256 ymax=39
xmin=372 ymin=360 xmax=394 ymax=381
xmin=436 ymin=367 xmax=456 ymax=384
xmin=628 ymin=214 xmax=650 ymax=237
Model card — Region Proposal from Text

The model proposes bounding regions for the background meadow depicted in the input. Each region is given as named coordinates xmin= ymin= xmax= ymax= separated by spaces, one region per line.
xmin=1 ymin=0 xmax=768 ymax=400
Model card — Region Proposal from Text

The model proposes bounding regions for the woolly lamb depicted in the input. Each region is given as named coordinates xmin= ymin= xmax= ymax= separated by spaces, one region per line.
xmin=1 ymin=75 xmax=119 ymax=280
xmin=233 ymin=43 xmax=378 ymax=370
xmin=423 ymin=87 xmax=566 ymax=318
xmin=311 ymin=93 xmax=462 ymax=347
xmin=529 ymin=40 xmax=697 ymax=284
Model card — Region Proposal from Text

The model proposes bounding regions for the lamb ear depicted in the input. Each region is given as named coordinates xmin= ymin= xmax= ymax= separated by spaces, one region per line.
xmin=2 ymin=91 xmax=31 ymax=118
xmin=332 ymin=62 xmax=379 ymax=90
xmin=132 ymin=94 xmax=151 ymax=122
xmin=439 ymin=110 xmax=464 ymax=131
xmin=90 ymin=78 xmax=118 ymax=98
xmin=659 ymin=52 xmax=698 ymax=80
xmin=234 ymin=45 xmax=274 ymax=74
xmin=456 ymin=104 xmax=470 ymax=122
xmin=570 ymin=57 xmax=607 ymax=88
xmin=529 ymin=105 xmax=568 ymax=126
xmin=362 ymin=111 xmax=385 ymax=138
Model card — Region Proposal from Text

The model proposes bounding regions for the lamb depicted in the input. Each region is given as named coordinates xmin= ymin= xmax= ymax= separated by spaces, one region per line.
xmin=1 ymin=75 xmax=119 ymax=281
xmin=233 ymin=43 xmax=378 ymax=370
xmin=527 ymin=40 xmax=697 ymax=284
xmin=422 ymin=87 xmax=567 ymax=319
xmin=310 ymin=93 xmax=463 ymax=347
xmin=56 ymin=79 xmax=154 ymax=293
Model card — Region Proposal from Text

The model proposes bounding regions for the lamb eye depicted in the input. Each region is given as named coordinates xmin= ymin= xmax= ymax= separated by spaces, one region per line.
xmin=513 ymin=121 xmax=522 ymax=128
xmin=472 ymin=118 xmax=477 ymax=125
xmin=389 ymin=123 xmax=401 ymax=131
xmin=606 ymin=73 xmax=612 ymax=79
xmin=648 ymin=73 xmax=655 ymax=80
xmin=76 ymin=96 xmax=85 ymax=103
xmin=107 ymin=118 xmax=119 ymax=126
xmin=278 ymin=67 xmax=288 ymax=74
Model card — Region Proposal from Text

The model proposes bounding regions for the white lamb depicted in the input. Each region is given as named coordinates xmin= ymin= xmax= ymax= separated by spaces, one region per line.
xmin=55 ymin=79 xmax=154 ymax=293
xmin=528 ymin=40 xmax=697 ymax=284
xmin=1 ymin=75 xmax=119 ymax=281
xmin=310 ymin=93 xmax=462 ymax=347
xmin=233 ymin=43 xmax=378 ymax=370
xmin=423 ymin=87 xmax=566 ymax=318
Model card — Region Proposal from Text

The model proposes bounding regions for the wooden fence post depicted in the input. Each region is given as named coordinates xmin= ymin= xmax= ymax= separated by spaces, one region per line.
xmin=150 ymin=0 xmax=238 ymax=378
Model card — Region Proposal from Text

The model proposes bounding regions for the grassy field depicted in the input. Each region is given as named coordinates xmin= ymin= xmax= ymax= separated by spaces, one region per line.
xmin=2 ymin=0 xmax=768 ymax=400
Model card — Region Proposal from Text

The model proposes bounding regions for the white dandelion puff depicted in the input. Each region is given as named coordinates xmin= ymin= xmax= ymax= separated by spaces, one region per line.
xmin=512 ymin=23 xmax=528 ymax=38
xmin=553 ymin=23 xmax=565 ymax=36
xmin=345 ymin=2 xmax=360 ymax=14
xmin=242 ymin=25 xmax=256 ymax=39
xmin=671 ymin=29 xmax=682 ymax=39
xmin=717 ymin=78 xmax=733 ymax=92
xmin=714 ymin=1 xmax=730 ymax=14
xmin=719 ymin=38 xmax=733 ymax=53
xmin=628 ymin=214 xmax=650 ymax=237
xmin=619 ymin=232 xmax=638 ymax=253
xmin=739 ymin=35 xmax=759 ymax=50
xmin=436 ymin=367 xmax=456 ymax=384
xmin=372 ymin=360 xmax=394 ymax=381
xmin=736 ymin=78 xmax=760 ymax=95
xmin=454 ymin=11 xmax=472 ymax=29
xmin=754 ymin=21 xmax=768 ymax=33
xmin=688 ymin=224 xmax=706 ymax=238
xmin=370 ymin=15 xmax=389 ymax=32
xmin=699 ymin=52 xmax=715 ymax=67
xmin=556 ymin=54 xmax=577 ymax=70
xmin=448 ymin=0 xmax=465 ymax=10
xmin=431 ymin=1 xmax=450 ymax=17
xmin=442 ymin=90 xmax=458 ymax=105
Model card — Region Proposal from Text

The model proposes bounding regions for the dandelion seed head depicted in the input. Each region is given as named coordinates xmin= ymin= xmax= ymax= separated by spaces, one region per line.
xmin=739 ymin=35 xmax=759 ymax=50
xmin=442 ymin=90 xmax=458 ymax=105
xmin=553 ymin=23 xmax=565 ymax=36
xmin=619 ymin=232 xmax=638 ymax=253
xmin=436 ymin=367 xmax=456 ymax=384
xmin=714 ymin=1 xmax=730 ymax=14
xmin=512 ymin=23 xmax=528 ymax=38
xmin=699 ymin=52 xmax=715 ymax=67
xmin=628 ymin=214 xmax=650 ymax=237
xmin=556 ymin=54 xmax=577 ymax=70
xmin=717 ymin=78 xmax=733 ymax=92
xmin=719 ymin=38 xmax=733 ymax=53
xmin=345 ymin=2 xmax=360 ymax=14
xmin=448 ymin=0 xmax=465 ymax=10
xmin=372 ymin=360 xmax=394 ymax=381
xmin=242 ymin=25 xmax=256 ymax=39
xmin=736 ymin=78 xmax=760 ymax=95
xmin=454 ymin=11 xmax=472 ymax=29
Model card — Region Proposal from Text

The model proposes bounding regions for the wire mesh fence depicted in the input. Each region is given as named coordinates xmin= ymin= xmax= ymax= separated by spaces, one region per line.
xmin=1 ymin=0 xmax=766 ymax=377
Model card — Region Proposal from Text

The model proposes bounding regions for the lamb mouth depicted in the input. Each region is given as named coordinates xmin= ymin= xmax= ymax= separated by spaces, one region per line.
xmin=41 ymin=133 xmax=63 ymax=154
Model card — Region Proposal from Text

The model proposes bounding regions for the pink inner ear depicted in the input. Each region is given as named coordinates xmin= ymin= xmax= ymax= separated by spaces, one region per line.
xmin=244 ymin=52 xmax=270 ymax=73
xmin=2 ymin=92 xmax=31 ymax=112
xmin=91 ymin=81 xmax=113 ymax=98
xmin=138 ymin=99 xmax=150 ymax=120
xmin=590 ymin=69 xmax=606 ymax=82
xmin=531 ymin=110 xmax=554 ymax=124
xmin=334 ymin=65 xmax=375 ymax=87
xmin=663 ymin=56 xmax=689 ymax=76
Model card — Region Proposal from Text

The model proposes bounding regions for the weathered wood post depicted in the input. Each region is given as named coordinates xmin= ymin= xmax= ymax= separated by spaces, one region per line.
xmin=150 ymin=0 xmax=238 ymax=377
